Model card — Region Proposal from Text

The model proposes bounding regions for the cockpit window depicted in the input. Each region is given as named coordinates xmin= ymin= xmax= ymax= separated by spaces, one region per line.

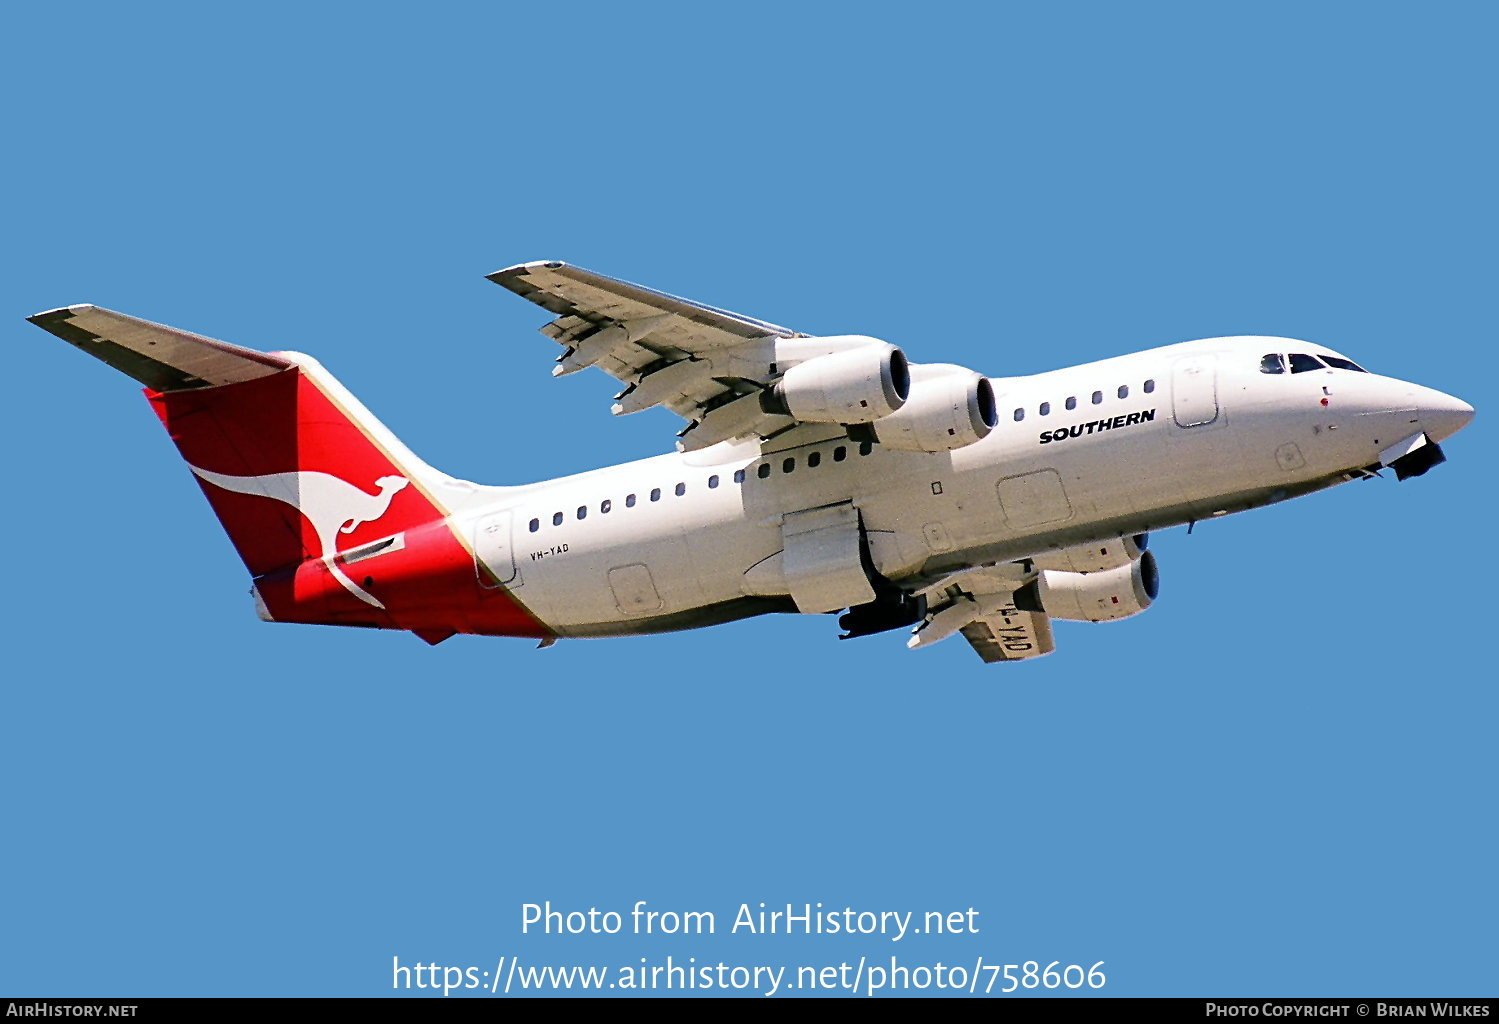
xmin=1260 ymin=353 xmax=1287 ymax=374
xmin=1288 ymin=353 xmax=1326 ymax=373
xmin=1319 ymin=354 xmax=1368 ymax=372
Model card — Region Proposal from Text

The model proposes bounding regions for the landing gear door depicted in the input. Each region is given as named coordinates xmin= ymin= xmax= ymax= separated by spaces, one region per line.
xmin=1172 ymin=355 xmax=1220 ymax=428
xmin=474 ymin=509 xmax=519 ymax=587
xmin=781 ymin=501 xmax=876 ymax=614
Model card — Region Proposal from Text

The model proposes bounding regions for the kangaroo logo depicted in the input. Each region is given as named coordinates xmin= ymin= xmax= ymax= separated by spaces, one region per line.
xmin=189 ymin=465 xmax=410 ymax=608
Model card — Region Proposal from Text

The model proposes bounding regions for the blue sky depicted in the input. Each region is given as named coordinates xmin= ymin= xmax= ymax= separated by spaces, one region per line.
xmin=3 ymin=2 xmax=1493 ymax=998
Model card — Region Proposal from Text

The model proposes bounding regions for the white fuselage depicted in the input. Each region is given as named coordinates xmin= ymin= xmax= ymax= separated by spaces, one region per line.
xmin=460 ymin=336 xmax=1470 ymax=637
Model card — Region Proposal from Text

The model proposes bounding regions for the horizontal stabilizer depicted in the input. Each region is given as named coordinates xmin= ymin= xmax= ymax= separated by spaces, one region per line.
xmin=27 ymin=305 xmax=293 ymax=391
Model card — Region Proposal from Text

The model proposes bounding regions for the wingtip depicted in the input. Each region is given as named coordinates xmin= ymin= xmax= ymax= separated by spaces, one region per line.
xmin=486 ymin=260 xmax=568 ymax=282
xmin=27 ymin=303 xmax=95 ymax=325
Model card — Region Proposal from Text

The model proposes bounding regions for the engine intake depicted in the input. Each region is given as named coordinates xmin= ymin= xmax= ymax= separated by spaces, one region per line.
xmin=865 ymin=365 xmax=997 ymax=452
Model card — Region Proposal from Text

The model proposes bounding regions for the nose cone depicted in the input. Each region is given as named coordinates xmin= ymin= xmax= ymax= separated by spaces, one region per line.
xmin=1416 ymin=386 xmax=1475 ymax=442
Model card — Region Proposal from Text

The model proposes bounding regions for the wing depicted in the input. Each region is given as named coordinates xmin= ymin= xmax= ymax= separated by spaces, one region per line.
xmin=489 ymin=261 xmax=808 ymax=450
xmin=491 ymin=261 xmax=998 ymax=455
xmin=956 ymin=607 xmax=1055 ymax=663
xmin=492 ymin=261 xmax=975 ymax=456
xmin=909 ymin=567 xmax=1056 ymax=663
xmin=488 ymin=261 xmax=800 ymax=355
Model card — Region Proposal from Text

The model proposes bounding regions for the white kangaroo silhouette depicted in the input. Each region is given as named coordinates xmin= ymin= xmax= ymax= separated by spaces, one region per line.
xmin=189 ymin=465 xmax=410 ymax=609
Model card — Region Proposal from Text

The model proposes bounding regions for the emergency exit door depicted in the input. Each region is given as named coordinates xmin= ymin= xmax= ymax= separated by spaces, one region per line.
xmin=473 ymin=509 xmax=518 ymax=586
xmin=1172 ymin=355 xmax=1220 ymax=428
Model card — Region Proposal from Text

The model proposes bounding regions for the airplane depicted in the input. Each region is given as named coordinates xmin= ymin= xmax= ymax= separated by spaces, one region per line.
xmin=26 ymin=261 xmax=1474 ymax=662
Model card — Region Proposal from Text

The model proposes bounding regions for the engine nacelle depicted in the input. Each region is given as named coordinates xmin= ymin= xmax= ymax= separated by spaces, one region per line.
xmin=763 ymin=338 xmax=909 ymax=424
xmin=1032 ymin=533 xmax=1149 ymax=574
xmin=1038 ymin=550 xmax=1159 ymax=622
xmin=865 ymin=364 xmax=997 ymax=452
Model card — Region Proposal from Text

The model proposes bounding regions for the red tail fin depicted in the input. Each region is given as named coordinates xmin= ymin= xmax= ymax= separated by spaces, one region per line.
xmin=148 ymin=361 xmax=436 ymax=612
xmin=29 ymin=305 xmax=549 ymax=641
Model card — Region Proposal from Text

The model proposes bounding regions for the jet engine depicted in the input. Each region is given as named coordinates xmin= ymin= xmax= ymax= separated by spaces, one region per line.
xmin=1034 ymin=550 xmax=1159 ymax=622
xmin=860 ymin=364 xmax=997 ymax=452
xmin=1032 ymin=533 xmax=1149 ymax=574
xmin=762 ymin=339 xmax=909 ymax=423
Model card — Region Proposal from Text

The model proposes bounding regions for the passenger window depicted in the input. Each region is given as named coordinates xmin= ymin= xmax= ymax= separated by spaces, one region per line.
xmin=1260 ymin=353 xmax=1287 ymax=374
xmin=1013 ymin=407 xmax=1025 ymax=422
xmin=675 ymin=482 xmax=686 ymax=496
xmin=529 ymin=518 xmax=539 ymax=533
xmin=807 ymin=452 xmax=821 ymax=468
xmin=577 ymin=505 xmax=587 ymax=520
xmin=859 ymin=441 xmax=873 ymax=456
xmin=708 ymin=474 xmax=719 ymax=489
xmin=1289 ymin=353 xmax=1325 ymax=373
xmin=733 ymin=469 xmax=745 ymax=484
xmin=601 ymin=499 xmax=611 ymax=513
xmin=1066 ymin=396 xmax=1077 ymax=410
xmin=757 ymin=463 xmax=771 ymax=479
xmin=1144 ymin=379 xmax=1156 ymax=393
xmin=1039 ymin=402 xmax=1050 ymax=416
xmin=833 ymin=446 xmax=847 ymax=462
xmin=650 ymin=487 xmax=661 ymax=501
xmin=626 ymin=494 xmax=637 ymax=507
xmin=552 ymin=512 xmax=563 ymax=526
xmin=1320 ymin=354 xmax=1368 ymax=372
xmin=1118 ymin=385 xmax=1129 ymax=399
xmin=1091 ymin=391 xmax=1103 ymax=405
xmin=782 ymin=457 xmax=795 ymax=474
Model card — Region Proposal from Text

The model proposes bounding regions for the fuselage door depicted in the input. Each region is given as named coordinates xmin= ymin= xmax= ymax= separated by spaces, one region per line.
xmin=474 ymin=509 xmax=518 ymax=587
xmin=1172 ymin=355 xmax=1220 ymax=428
